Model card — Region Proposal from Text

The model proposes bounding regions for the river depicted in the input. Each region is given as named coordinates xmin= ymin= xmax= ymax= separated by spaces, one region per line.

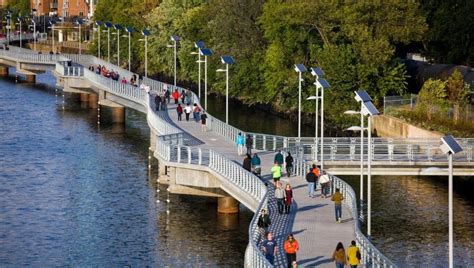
xmin=0 ymin=72 xmax=472 ymax=266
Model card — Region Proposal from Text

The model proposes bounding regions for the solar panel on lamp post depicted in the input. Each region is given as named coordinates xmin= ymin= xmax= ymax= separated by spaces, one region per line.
xmin=125 ymin=27 xmax=134 ymax=71
xmin=95 ymin=21 xmax=102 ymax=58
xmin=140 ymin=29 xmax=150 ymax=77
xmin=440 ymin=135 xmax=463 ymax=268
xmin=167 ymin=35 xmax=181 ymax=87
xmin=200 ymin=48 xmax=213 ymax=110
xmin=104 ymin=22 xmax=113 ymax=62
xmin=294 ymin=64 xmax=307 ymax=142
xmin=193 ymin=41 xmax=205 ymax=99
xmin=217 ymin=56 xmax=235 ymax=124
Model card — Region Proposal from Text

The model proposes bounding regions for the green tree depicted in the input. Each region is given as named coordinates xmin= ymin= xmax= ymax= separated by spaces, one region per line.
xmin=416 ymin=79 xmax=447 ymax=120
xmin=445 ymin=69 xmax=470 ymax=121
xmin=5 ymin=0 xmax=30 ymax=16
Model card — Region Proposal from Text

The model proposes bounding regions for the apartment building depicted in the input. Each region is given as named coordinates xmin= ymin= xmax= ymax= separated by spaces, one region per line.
xmin=30 ymin=0 xmax=95 ymax=18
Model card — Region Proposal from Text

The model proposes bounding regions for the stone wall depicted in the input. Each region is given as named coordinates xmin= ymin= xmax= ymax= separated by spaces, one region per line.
xmin=372 ymin=115 xmax=443 ymax=139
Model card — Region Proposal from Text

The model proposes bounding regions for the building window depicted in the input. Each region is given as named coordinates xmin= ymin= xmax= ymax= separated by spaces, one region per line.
xmin=79 ymin=12 xmax=83 ymax=17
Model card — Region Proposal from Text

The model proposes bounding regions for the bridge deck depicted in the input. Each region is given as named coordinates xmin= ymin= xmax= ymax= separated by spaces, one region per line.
xmin=161 ymin=99 xmax=354 ymax=267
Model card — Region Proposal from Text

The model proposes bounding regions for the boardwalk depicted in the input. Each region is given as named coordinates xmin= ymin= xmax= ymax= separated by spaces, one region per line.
xmin=161 ymin=99 xmax=355 ymax=267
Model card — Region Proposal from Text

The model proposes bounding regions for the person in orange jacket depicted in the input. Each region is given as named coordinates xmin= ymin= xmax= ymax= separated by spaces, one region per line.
xmin=283 ymin=234 xmax=299 ymax=268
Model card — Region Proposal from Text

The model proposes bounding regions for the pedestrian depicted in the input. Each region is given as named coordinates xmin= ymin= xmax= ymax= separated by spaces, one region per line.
xmin=243 ymin=153 xmax=252 ymax=172
xmin=284 ymin=183 xmax=293 ymax=214
xmin=161 ymin=94 xmax=167 ymax=110
xmin=319 ymin=171 xmax=330 ymax=198
xmin=274 ymin=150 xmax=284 ymax=166
xmin=274 ymin=182 xmax=285 ymax=214
xmin=251 ymin=153 xmax=261 ymax=177
xmin=332 ymin=242 xmax=347 ymax=268
xmin=312 ymin=164 xmax=320 ymax=191
xmin=305 ymin=168 xmax=317 ymax=198
xmin=257 ymin=209 xmax=271 ymax=243
xmin=262 ymin=232 xmax=277 ymax=266
xmin=271 ymin=162 xmax=282 ymax=185
xmin=172 ymin=89 xmax=180 ymax=104
xmin=200 ymin=111 xmax=208 ymax=132
xmin=284 ymin=234 xmax=299 ymax=268
xmin=177 ymin=104 xmax=183 ymax=121
xmin=184 ymin=104 xmax=192 ymax=121
xmin=246 ymin=134 xmax=253 ymax=155
xmin=347 ymin=240 xmax=361 ymax=268
xmin=165 ymin=89 xmax=171 ymax=103
xmin=236 ymin=132 xmax=245 ymax=155
xmin=331 ymin=188 xmax=344 ymax=223
xmin=154 ymin=94 xmax=161 ymax=111
xmin=193 ymin=103 xmax=201 ymax=122
xmin=181 ymin=89 xmax=186 ymax=104
xmin=285 ymin=152 xmax=294 ymax=177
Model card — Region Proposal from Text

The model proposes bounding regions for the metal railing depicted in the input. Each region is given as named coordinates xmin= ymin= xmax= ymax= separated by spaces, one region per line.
xmin=331 ymin=175 xmax=396 ymax=267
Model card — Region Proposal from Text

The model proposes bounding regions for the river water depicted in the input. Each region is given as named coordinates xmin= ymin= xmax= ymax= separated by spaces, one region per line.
xmin=0 ymin=72 xmax=472 ymax=266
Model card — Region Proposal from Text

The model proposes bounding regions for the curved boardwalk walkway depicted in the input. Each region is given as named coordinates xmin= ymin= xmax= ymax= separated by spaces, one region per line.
xmin=160 ymin=99 xmax=354 ymax=267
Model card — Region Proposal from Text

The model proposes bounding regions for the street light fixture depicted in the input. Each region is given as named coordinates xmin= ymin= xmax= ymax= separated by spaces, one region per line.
xmin=306 ymin=67 xmax=325 ymax=161
xmin=140 ymin=29 xmax=151 ymax=77
xmin=294 ymin=63 xmax=307 ymax=141
xmin=104 ymin=22 xmax=113 ymax=62
xmin=76 ymin=19 xmax=84 ymax=55
xmin=48 ymin=20 xmax=56 ymax=53
xmin=30 ymin=18 xmax=37 ymax=51
xmin=193 ymin=40 xmax=205 ymax=99
xmin=440 ymin=135 xmax=463 ymax=268
xmin=217 ymin=55 xmax=235 ymax=124
xmin=95 ymin=21 xmax=103 ymax=58
xmin=200 ymin=48 xmax=213 ymax=110
xmin=17 ymin=15 xmax=23 ymax=48
xmin=168 ymin=35 xmax=181 ymax=87
xmin=114 ymin=24 xmax=122 ymax=66
xmin=125 ymin=26 xmax=134 ymax=71
xmin=315 ymin=77 xmax=330 ymax=169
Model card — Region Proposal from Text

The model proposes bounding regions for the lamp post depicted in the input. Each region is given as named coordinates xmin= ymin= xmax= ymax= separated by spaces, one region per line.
xmin=31 ymin=18 xmax=36 ymax=51
xmin=114 ymin=24 xmax=122 ymax=66
xmin=48 ymin=20 xmax=56 ymax=53
xmin=95 ymin=21 xmax=102 ymax=58
xmin=167 ymin=35 xmax=181 ymax=87
xmin=200 ymin=48 xmax=213 ymax=110
xmin=6 ymin=11 xmax=11 ymax=46
xmin=193 ymin=40 xmax=205 ymax=98
xmin=140 ymin=29 xmax=150 ymax=77
xmin=105 ymin=22 xmax=113 ymax=62
xmin=17 ymin=15 xmax=22 ymax=48
xmin=352 ymin=90 xmax=379 ymax=237
xmin=125 ymin=27 xmax=134 ymax=71
xmin=294 ymin=64 xmax=307 ymax=142
xmin=76 ymin=19 xmax=83 ymax=55
xmin=439 ymin=135 xmax=463 ymax=268
xmin=217 ymin=56 xmax=235 ymax=124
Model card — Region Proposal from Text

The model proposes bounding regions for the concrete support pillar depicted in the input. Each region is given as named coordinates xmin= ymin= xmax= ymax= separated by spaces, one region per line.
xmin=111 ymin=106 xmax=125 ymax=123
xmin=150 ymin=130 xmax=157 ymax=152
xmin=218 ymin=196 xmax=239 ymax=214
xmin=79 ymin=93 xmax=89 ymax=102
xmin=25 ymin=74 xmax=36 ymax=83
xmin=88 ymin=94 xmax=98 ymax=109
xmin=0 ymin=66 xmax=9 ymax=76
xmin=217 ymin=213 xmax=239 ymax=230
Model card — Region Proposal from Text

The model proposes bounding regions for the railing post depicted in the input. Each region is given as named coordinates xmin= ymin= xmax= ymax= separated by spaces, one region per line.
xmin=273 ymin=136 xmax=276 ymax=151
xmin=177 ymin=145 xmax=181 ymax=163
xmin=263 ymin=136 xmax=266 ymax=151
xmin=198 ymin=148 xmax=202 ymax=165
xmin=253 ymin=134 xmax=257 ymax=150
xmin=188 ymin=147 xmax=191 ymax=164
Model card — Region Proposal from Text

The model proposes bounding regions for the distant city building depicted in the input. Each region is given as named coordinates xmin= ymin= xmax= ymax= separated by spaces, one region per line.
xmin=30 ymin=0 xmax=96 ymax=18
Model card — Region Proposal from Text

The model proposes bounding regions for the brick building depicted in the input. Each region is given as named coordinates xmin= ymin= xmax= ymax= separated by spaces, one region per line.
xmin=30 ymin=0 xmax=94 ymax=18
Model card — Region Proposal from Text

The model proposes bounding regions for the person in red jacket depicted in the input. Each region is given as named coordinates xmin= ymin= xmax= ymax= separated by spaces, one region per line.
xmin=172 ymin=89 xmax=180 ymax=104
xmin=284 ymin=234 xmax=299 ymax=268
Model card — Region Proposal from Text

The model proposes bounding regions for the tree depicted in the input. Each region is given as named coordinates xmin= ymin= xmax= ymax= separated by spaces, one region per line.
xmin=445 ymin=69 xmax=470 ymax=121
xmin=416 ymin=79 xmax=447 ymax=120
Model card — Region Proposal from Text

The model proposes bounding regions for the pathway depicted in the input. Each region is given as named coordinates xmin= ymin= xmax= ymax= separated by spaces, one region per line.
xmin=160 ymin=99 xmax=355 ymax=267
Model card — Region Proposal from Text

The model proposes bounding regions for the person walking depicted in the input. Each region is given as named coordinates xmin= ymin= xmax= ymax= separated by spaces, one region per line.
xmin=165 ymin=89 xmax=171 ymax=104
xmin=257 ymin=209 xmax=271 ymax=243
xmin=251 ymin=153 xmax=261 ymax=177
xmin=347 ymin=240 xmax=361 ymax=268
xmin=236 ymin=132 xmax=245 ymax=155
xmin=172 ymin=89 xmax=180 ymax=104
xmin=262 ymin=232 xmax=277 ymax=265
xmin=180 ymin=89 xmax=186 ymax=104
xmin=332 ymin=242 xmax=347 ymax=268
xmin=243 ymin=154 xmax=252 ymax=172
xmin=245 ymin=134 xmax=253 ymax=155
xmin=176 ymin=104 xmax=183 ymax=121
xmin=305 ymin=168 xmax=317 ymax=198
xmin=312 ymin=164 xmax=320 ymax=190
xmin=274 ymin=150 xmax=284 ymax=166
xmin=285 ymin=152 xmax=294 ymax=177
xmin=161 ymin=94 xmax=167 ymax=111
xmin=154 ymin=94 xmax=161 ymax=111
xmin=200 ymin=111 xmax=208 ymax=132
xmin=284 ymin=183 xmax=293 ymax=214
xmin=192 ymin=103 xmax=201 ymax=122
xmin=271 ymin=162 xmax=282 ymax=185
xmin=331 ymin=188 xmax=344 ymax=223
xmin=319 ymin=171 xmax=330 ymax=198
xmin=274 ymin=182 xmax=285 ymax=214
xmin=184 ymin=104 xmax=192 ymax=121
xmin=283 ymin=234 xmax=299 ymax=268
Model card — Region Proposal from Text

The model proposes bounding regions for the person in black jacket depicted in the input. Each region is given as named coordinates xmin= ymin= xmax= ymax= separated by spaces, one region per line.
xmin=285 ymin=152 xmax=294 ymax=177
xmin=257 ymin=208 xmax=271 ymax=243
xmin=243 ymin=154 xmax=252 ymax=172
xmin=246 ymin=134 xmax=253 ymax=155
xmin=154 ymin=95 xmax=161 ymax=111
xmin=306 ymin=168 xmax=317 ymax=198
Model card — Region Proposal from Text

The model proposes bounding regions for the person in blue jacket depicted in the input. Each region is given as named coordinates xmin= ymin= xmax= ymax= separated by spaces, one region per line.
xmin=236 ymin=132 xmax=245 ymax=155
